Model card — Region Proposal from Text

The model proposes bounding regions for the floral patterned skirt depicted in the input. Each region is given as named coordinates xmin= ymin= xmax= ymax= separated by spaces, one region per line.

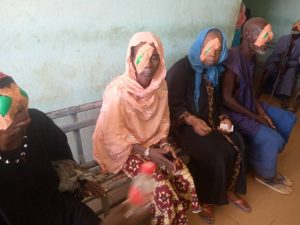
xmin=122 ymin=154 xmax=200 ymax=225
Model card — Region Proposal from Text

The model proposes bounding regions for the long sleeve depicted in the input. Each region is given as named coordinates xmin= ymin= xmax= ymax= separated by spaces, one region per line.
xmin=166 ymin=57 xmax=190 ymax=120
xmin=28 ymin=109 xmax=74 ymax=161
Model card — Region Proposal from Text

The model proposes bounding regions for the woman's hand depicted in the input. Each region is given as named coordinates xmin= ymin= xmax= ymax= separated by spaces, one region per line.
xmin=190 ymin=117 xmax=212 ymax=136
xmin=163 ymin=144 xmax=177 ymax=160
xmin=148 ymin=147 xmax=175 ymax=173
xmin=157 ymin=143 xmax=178 ymax=160
xmin=182 ymin=112 xmax=212 ymax=136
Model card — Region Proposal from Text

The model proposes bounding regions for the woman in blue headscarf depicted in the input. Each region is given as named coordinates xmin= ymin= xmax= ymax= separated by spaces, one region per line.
xmin=166 ymin=28 xmax=250 ymax=223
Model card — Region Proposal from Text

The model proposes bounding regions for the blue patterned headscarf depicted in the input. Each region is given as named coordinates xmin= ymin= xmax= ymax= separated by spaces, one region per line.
xmin=188 ymin=28 xmax=228 ymax=112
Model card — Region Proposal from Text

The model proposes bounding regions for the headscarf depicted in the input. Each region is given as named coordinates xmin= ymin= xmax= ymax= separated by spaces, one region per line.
xmin=0 ymin=74 xmax=29 ymax=130
xmin=93 ymin=32 xmax=169 ymax=173
xmin=188 ymin=28 xmax=228 ymax=112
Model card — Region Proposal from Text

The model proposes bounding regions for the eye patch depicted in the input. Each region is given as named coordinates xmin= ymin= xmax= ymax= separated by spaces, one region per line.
xmin=200 ymin=38 xmax=221 ymax=62
xmin=134 ymin=43 xmax=155 ymax=73
xmin=254 ymin=24 xmax=274 ymax=47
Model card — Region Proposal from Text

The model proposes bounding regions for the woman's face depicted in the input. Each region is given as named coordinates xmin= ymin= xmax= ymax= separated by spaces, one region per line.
xmin=131 ymin=43 xmax=160 ymax=88
xmin=201 ymin=31 xmax=222 ymax=66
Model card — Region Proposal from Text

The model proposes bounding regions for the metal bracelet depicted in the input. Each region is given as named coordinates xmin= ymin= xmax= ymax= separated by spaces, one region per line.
xmin=160 ymin=142 xmax=170 ymax=149
xmin=144 ymin=147 xmax=150 ymax=159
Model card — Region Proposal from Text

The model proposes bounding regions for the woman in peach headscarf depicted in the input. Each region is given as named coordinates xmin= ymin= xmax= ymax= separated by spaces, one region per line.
xmin=93 ymin=32 xmax=200 ymax=225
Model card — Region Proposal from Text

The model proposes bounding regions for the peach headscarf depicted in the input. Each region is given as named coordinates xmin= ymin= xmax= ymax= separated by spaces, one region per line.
xmin=93 ymin=32 xmax=169 ymax=173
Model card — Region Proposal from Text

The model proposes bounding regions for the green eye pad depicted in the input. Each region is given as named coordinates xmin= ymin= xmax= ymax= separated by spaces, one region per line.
xmin=19 ymin=88 xmax=28 ymax=99
xmin=0 ymin=95 xmax=12 ymax=116
xmin=136 ymin=54 xmax=143 ymax=65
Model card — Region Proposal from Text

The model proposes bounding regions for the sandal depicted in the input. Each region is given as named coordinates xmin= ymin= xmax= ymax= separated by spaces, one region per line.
xmin=199 ymin=204 xmax=215 ymax=224
xmin=275 ymin=172 xmax=293 ymax=186
xmin=229 ymin=198 xmax=251 ymax=212
xmin=255 ymin=176 xmax=293 ymax=194
xmin=287 ymin=106 xmax=297 ymax=113
xmin=286 ymin=92 xmax=300 ymax=113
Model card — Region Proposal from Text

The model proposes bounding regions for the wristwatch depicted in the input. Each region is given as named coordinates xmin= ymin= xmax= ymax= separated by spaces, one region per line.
xmin=144 ymin=148 xmax=150 ymax=159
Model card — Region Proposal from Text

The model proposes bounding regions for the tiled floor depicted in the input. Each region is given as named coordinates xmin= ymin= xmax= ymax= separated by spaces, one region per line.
xmin=189 ymin=100 xmax=300 ymax=225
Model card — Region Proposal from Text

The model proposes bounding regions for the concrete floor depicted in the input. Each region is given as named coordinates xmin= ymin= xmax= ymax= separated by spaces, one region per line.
xmin=189 ymin=100 xmax=300 ymax=225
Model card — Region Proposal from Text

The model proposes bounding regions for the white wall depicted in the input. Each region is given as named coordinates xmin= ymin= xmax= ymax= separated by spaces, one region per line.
xmin=0 ymin=0 xmax=241 ymax=112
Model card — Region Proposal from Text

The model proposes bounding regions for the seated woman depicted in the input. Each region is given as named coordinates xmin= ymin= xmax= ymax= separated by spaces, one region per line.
xmin=0 ymin=74 xmax=101 ymax=225
xmin=166 ymin=28 xmax=250 ymax=224
xmin=0 ymin=73 xmax=151 ymax=225
xmin=93 ymin=32 xmax=200 ymax=225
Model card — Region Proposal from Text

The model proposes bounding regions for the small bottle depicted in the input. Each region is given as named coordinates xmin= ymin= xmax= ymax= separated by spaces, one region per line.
xmin=126 ymin=162 xmax=156 ymax=216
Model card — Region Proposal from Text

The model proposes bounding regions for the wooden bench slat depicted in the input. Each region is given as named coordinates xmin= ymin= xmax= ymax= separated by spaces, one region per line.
xmin=47 ymin=101 xmax=102 ymax=119
xmin=46 ymin=100 xmax=130 ymax=216
xmin=61 ymin=118 xmax=97 ymax=133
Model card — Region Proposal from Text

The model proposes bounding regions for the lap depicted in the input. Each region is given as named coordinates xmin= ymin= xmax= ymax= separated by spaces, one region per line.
xmin=249 ymin=124 xmax=285 ymax=156
xmin=177 ymin=125 xmax=240 ymax=160
xmin=262 ymin=104 xmax=296 ymax=141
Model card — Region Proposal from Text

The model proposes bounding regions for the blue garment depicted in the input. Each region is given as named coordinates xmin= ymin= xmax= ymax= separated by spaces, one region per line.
xmin=188 ymin=28 xmax=228 ymax=112
xmin=231 ymin=29 xmax=242 ymax=47
xmin=248 ymin=105 xmax=296 ymax=178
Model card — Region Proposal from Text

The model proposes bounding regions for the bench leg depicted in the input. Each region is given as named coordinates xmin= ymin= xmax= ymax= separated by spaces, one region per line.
xmin=101 ymin=195 xmax=110 ymax=216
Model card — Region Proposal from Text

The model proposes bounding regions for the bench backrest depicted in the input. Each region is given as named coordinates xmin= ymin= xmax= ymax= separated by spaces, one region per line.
xmin=46 ymin=100 xmax=102 ymax=165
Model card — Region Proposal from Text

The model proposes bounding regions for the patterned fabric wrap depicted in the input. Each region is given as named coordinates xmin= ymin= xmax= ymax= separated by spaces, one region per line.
xmin=123 ymin=155 xmax=201 ymax=225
